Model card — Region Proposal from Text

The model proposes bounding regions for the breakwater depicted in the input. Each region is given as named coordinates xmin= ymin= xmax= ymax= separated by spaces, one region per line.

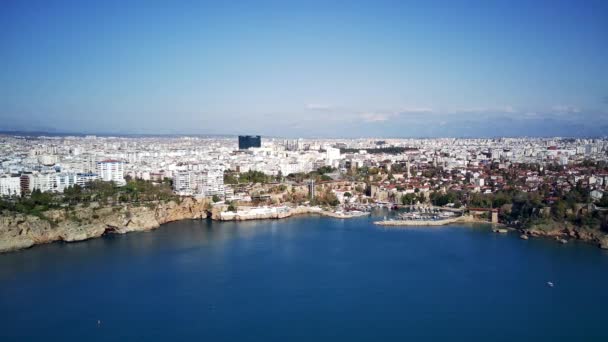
xmin=374 ymin=214 xmax=482 ymax=227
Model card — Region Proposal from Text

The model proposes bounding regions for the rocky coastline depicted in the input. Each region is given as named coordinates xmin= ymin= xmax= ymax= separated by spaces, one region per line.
xmin=2 ymin=200 xmax=608 ymax=253
xmin=519 ymin=222 xmax=608 ymax=249
xmin=375 ymin=214 xmax=608 ymax=249
xmin=0 ymin=201 xmax=373 ymax=253
xmin=0 ymin=197 xmax=209 ymax=253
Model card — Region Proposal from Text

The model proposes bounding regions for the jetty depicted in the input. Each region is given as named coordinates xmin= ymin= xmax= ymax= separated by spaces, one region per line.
xmin=374 ymin=214 xmax=490 ymax=227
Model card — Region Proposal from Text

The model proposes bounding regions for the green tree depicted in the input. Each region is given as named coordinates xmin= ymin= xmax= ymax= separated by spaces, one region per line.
xmin=227 ymin=201 xmax=237 ymax=212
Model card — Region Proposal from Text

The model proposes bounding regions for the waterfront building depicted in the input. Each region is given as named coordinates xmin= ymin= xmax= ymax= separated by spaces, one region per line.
xmin=173 ymin=171 xmax=193 ymax=196
xmin=173 ymin=169 xmax=226 ymax=197
xmin=195 ymin=169 xmax=225 ymax=197
xmin=97 ymin=160 xmax=126 ymax=186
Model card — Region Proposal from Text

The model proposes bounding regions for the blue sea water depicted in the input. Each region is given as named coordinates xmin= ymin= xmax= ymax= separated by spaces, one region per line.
xmin=1 ymin=213 xmax=608 ymax=341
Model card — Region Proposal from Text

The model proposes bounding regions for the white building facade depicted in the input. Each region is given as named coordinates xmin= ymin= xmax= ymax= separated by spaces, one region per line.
xmin=97 ymin=160 xmax=126 ymax=186
xmin=0 ymin=176 xmax=21 ymax=197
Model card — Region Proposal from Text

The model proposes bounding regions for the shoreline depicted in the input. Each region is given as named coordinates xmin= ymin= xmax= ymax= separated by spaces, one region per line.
xmin=216 ymin=205 xmax=370 ymax=221
xmin=0 ymin=198 xmax=209 ymax=254
xmin=374 ymin=214 xmax=608 ymax=249
xmin=0 ymin=204 xmax=371 ymax=254
xmin=2 ymin=202 xmax=607 ymax=253
xmin=373 ymin=214 xmax=491 ymax=227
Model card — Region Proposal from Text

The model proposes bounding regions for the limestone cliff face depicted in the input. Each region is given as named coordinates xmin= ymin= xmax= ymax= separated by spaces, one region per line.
xmin=0 ymin=197 xmax=209 ymax=253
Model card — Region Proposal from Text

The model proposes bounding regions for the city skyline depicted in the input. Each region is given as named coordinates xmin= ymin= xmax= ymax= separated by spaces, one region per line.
xmin=2 ymin=0 xmax=607 ymax=137
xmin=3 ymin=2 xmax=608 ymax=339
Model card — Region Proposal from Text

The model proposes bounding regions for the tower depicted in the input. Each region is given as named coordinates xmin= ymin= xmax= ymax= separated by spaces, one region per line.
xmin=308 ymin=180 xmax=316 ymax=199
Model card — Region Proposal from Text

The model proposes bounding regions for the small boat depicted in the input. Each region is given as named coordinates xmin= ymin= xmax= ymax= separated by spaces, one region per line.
xmin=547 ymin=281 xmax=554 ymax=287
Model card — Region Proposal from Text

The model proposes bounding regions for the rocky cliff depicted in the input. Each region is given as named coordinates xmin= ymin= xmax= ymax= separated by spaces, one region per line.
xmin=0 ymin=197 xmax=209 ymax=253
xmin=522 ymin=222 xmax=608 ymax=249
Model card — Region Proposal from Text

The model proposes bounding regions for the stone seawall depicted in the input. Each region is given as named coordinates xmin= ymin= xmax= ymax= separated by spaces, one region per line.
xmin=374 ymin=215 xmax=486 ymax=227
xmin=0 ymin=197 xmax=209 ymax=253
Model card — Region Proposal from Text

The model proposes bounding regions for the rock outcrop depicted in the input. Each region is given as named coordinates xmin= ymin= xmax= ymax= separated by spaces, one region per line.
xmin=599 ymin=236 xmax=608 ymax=250
xmin=0 ymin=197 xmax=209 ymax=253
xmin=521 ymin=222 xmax=608 ymax=249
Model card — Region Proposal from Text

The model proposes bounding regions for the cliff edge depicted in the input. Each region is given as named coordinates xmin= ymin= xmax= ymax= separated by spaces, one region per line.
xmin=0 ymin=197 xmax=209 ymax=253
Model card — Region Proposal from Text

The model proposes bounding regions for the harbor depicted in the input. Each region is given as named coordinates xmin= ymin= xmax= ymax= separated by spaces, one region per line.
xmin=373 ymin=205 xmax=485 ymax=226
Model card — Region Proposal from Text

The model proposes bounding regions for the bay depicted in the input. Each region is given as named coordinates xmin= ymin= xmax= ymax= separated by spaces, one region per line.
xmin=1 ymin=213 xmax=608 ymax=341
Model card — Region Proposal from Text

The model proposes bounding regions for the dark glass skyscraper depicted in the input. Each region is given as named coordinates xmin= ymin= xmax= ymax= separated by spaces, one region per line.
xmin=238 ymin=135 xmax=261 ymax=150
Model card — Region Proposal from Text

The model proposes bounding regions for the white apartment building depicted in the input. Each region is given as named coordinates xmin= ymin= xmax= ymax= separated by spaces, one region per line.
xmin=326 ymin=147 xmax=341 ymax=164
xmin=28 ymin=172 xmax=56 ymax=193
xmin=76 ymin=173 xmax=99 ymax=187
xmin=173 ymin=171 xmax=192 ymax=195
xmin=0 ymin=175 xmax=21 ymax=197
xmin=195 ymin=169 xmax=225 ymax=197
xmin=97 ymin=160 xmax=126 ymax=186
xmin=55 ymin=173 xmax=77 ymax=193
xmin=173 ymin=169 xmax=225 ymax=197
xmin=279 ymin=159 xmax=313 ymax=175
xmin=22 ymin=172 xmax=99 ymax=193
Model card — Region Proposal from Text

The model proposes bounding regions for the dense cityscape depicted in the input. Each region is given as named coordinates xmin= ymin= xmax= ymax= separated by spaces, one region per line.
xmin=3 ymin=0 xmax=608 ymax=339
xmin=1 ymin=134 xmax=607 ymax=236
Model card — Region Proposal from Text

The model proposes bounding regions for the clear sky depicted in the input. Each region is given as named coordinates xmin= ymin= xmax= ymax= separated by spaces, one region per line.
xmin=1 ymin=0 xmax=607 ymax=137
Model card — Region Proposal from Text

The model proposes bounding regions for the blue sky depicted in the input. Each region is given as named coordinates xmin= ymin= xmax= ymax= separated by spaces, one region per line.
xmin=1 ymin=0 xmax=607 ymax=137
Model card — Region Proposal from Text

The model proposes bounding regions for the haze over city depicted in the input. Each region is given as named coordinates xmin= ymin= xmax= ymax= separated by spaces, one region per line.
xmin=1 ymin=0 xmax=607 ymax=137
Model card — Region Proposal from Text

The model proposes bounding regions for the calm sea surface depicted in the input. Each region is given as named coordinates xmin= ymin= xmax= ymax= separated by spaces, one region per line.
xmin=1 ymin=212 xmax=608 ymax=341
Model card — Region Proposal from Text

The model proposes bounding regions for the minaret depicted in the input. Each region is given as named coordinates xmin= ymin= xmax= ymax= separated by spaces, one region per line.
xmin=406 ymin=160 xmax=411 ymax=179
xmin=308 ymin=179 xmax=316 ymax=199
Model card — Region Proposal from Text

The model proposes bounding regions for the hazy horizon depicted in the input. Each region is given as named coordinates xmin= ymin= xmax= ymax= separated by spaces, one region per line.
xmin=2 ymin=128 xmax=607 ymax=140
xmin=2 ymin=0 xmax=607 ymax=137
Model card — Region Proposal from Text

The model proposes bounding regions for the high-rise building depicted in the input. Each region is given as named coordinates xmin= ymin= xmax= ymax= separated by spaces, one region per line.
xmin=238 ymin=135 xmax=261 ymax=150
xmin=173 ymin=171 xmax=192 ymax=195
xmin=196 ymin=169 xmax=225 ymax=197
xmin=97 ymin=160 xmax=126 ymax=186
xmin=325 ymin=146 xmax=341 ymax=164
xmin=173 ymin=169 xmax=225 ymax=197
xmin=284 ymin=139 xmax=302 ymax=151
